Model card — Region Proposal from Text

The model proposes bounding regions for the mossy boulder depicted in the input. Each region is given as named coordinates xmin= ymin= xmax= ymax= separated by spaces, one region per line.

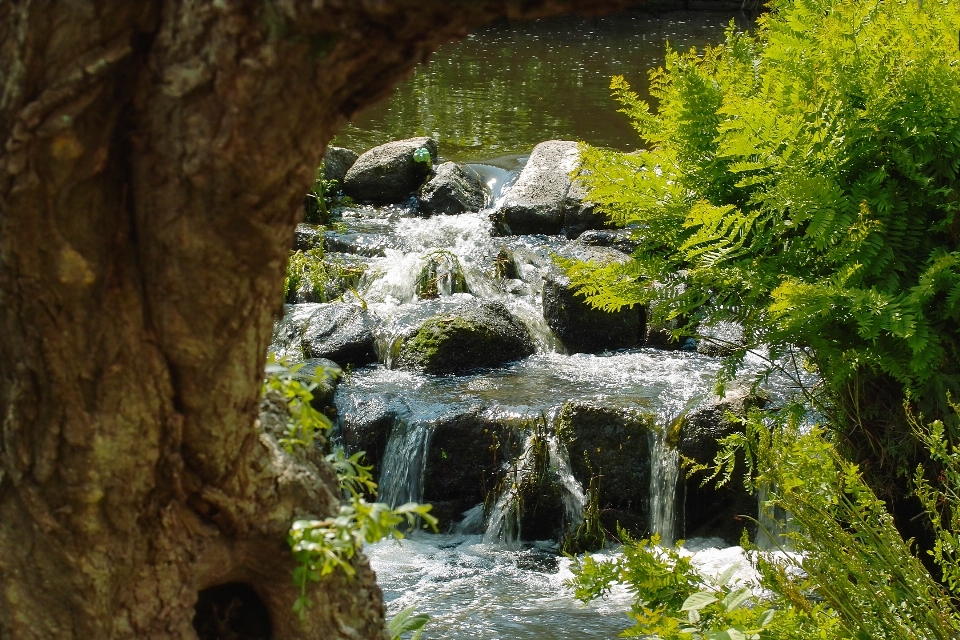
xmin=394 ymin=298 xmax=534 ymax=374
xmin=422 ymin=411 xmax=526 ymax=530
xmin=556 ymin=402 xmax=656 ymax=518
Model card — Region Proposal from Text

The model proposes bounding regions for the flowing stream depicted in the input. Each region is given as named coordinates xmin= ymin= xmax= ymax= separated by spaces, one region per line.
xmin=310 ymin=6 xmax=786 ymax=638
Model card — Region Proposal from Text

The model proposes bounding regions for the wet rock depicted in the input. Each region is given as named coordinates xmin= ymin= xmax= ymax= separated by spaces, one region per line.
xmin=269 ymin=304 xmax=322 ymax=361
xmin=422 ymin=411 xmax=525 ymax=530
xmin=494 ymin=140 xmax=579 ymax=235
xmin=576 ymin=229 xmax=640 ymax=255
xmin=418 ymin=162 xmax=486 ymax=215
xmin=556 ymin=402 xmax=656 ymax=516
xmin=338 ymin=396 xmax=400 ymax=474
xmin=696 ymin=321 xmax=747 ymax=357
xmin=645 ymin=300 xmax=694 ymax=351
xmin=323 ymin=231 xmax=395 ymax=257
xmin=391 ymin=298 xmax=535 ymax=374
xmin=542 ymin=246 xmax=645 ymax=354
xmin=561 ymin=179 xmax=613 ymax=239
xmin=302 ymin=302 xmax=379 ymax=366
xmin=343 ymin=137 xmax=438 ymax=204
xmin=679 ymin=388 xmax=767 ymax=544
xmin=293 ymin=223 xmax=323 ymax=251
xmin=322 ymin=146 xmax=359 ymax=184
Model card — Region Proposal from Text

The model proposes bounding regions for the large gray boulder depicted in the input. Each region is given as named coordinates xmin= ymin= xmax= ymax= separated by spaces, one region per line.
xmin=561 ymin=178 xmax=613 ymax=239
xmin=542 ymin=246 xmax=645 ymax=353
xmin=418 ymin=162 xmax=486 ymax=215
xmin=302 ymin=302 xmax=378 ymax=365
xmin=387 ymin=297 xmax=535 ymax=374
xmin=342 ymin=137 xmax=438 ymax=204
xmin=270 ymin=303 xmax=378 ymax=366
xmin=495 ymin=140 xmax=579 ymax=235
xmin=322 ymin=146 xmax=358 ymax=184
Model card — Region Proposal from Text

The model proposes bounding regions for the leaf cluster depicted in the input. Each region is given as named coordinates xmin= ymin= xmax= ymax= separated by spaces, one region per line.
xmin=571 ymin=0 xmax=960 ymax=429
xmin=568 ymin=531 xmax=828 ymax=639
xmin=263 ymin=354 xmax=438 ymax=624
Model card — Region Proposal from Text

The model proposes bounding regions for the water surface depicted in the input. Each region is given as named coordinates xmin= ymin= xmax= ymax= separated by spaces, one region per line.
xmin=335 ymin=10 xmax=751 ymax=161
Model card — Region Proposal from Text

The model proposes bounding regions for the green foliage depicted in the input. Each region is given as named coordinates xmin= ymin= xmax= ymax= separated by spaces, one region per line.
xmin=698 ymin=407 xmax=960 ymax=639
xmin=263 ymin=354 xmax=334 ymax=452
xmin=387 ymin=606 xmax=430 ymax=640
xmin=570 ymin=0 xmax=960 ymax=431
xmin=264 ymin=354 xmax=438 ymax=623
xmin=561 ymin=471 xmax=606 ymax=554
xmin=414 ymin=249 xmax=469 ymax=300
xmin=570 ymin=404 xmax=960 ymax=639
xmin=568 ymin=531 xmax=825 ymax=639
xmin=283 ymin=246 xmax=366 ymax=304
xmin=913 ymin=399 xmax=960 ymax=595
xmin=304 ymin=165 xmax=342 ymax=225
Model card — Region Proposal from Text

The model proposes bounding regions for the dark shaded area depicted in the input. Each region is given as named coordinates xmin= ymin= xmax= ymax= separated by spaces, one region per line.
xmin=193 ymin=583 xmax=271 ymax=640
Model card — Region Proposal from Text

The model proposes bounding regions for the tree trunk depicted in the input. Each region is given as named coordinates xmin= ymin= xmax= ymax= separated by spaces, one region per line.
xmin=0 ymin=1 xmax=640 ymax=638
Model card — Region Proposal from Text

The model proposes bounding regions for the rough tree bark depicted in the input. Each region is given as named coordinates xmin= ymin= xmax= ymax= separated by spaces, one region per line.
xmin=0 ymin=1 xmax=643 ymax=638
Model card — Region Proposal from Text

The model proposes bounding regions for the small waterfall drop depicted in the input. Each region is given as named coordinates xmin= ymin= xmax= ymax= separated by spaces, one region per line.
xmin=549 ymin=437 xmax=587 ymax=531
xmin=378 ymin=416 xmax=433 ymax=507
xmin=483 ymin=436 xmax=534 ymax=545
xmin=648 ymin=427 xmax=680 ymax=546
xmin=755 ymin=484 xmax=795 ymax=551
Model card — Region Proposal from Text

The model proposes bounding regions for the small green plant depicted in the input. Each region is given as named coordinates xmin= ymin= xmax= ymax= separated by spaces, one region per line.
xmin=284 ymin=246 xmax=366 ymax=303
xmin=561 ymin=468 xmax=605 ymax=554
xmin=263 ymin=354 xmax=438 ymax=622
xmin=263 ymin=355 xmax=334 ymax=452
xmin=387 ymin=606 xmax=430 ymax=640
xmin=568 ymin=531 xmax=815 ymax=639
xmin=304 ymin=165 xmax=339 ymax=225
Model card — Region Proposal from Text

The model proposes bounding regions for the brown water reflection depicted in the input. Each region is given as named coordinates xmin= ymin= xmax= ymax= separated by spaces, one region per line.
xmin=335 ymin=9 xmax=754 ymax=162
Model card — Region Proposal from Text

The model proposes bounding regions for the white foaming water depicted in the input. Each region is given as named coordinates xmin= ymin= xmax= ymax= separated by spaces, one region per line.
xmin=367 ymin=535 xmax=784 ymax=640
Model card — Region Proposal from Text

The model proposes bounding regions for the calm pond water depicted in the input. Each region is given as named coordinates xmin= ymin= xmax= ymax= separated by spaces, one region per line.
xmin=335 ymin=8 xmax=753 ymax=162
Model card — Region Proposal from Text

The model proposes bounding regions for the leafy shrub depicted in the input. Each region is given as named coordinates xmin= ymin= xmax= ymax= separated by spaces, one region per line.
xmin=568 ymin=0 xmax=960 ymax=439
xmin=262 ymin=356 xmax=437 ymax=621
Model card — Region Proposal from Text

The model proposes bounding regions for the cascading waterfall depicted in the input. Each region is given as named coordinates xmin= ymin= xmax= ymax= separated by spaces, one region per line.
xmin=648 ymin=427 xmax=680 ymax=546
xmin=548 ymin=437 xmax=587 ymax=532
xmin=377 ymin=416 xmax=433 ymax=508
xmin=482 ymin=431 xmax=588 ymax=545
xmin=755 ymin=484 xmax=795 ymax=551
xmin=483 ymin=436 xmax=535 ymax=545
